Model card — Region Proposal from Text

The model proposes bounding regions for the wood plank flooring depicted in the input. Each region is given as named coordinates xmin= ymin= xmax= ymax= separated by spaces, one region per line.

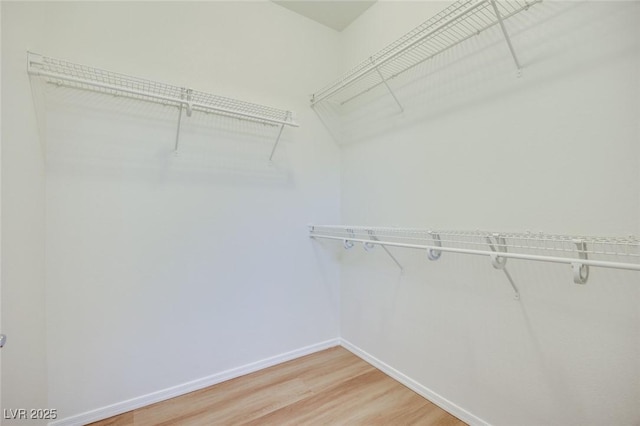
xmin=89 ymin=346 xmax=465 ymax=426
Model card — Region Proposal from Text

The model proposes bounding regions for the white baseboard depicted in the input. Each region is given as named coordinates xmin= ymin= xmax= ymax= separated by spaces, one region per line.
xmin=50 ymin=338 xmax=340 ymax=426
xmin=51 ymin=338 xmax=486 ymax=426
xmin=339 ymin=338 xmax=490 ymax=426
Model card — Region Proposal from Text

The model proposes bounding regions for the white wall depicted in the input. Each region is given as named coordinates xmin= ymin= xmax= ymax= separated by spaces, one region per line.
xmin=3 ymin=1 xmax=639 ymax=425
xmin=1 ymin=2 xmax=48 ymax=425
xmin=1 ymin=1 xmax=342 ymax=421
xmin=337 ymin=1 xmax=640 ymax=425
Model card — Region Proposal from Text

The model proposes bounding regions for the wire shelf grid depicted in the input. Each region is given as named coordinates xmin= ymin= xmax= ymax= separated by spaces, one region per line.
xmin=28 ymin=53 xmax=298 ymax=128
xmin=309 ymin=225 xmax=640 ymax=270
xmin=311 ymin=0 xmax=539 ymax=106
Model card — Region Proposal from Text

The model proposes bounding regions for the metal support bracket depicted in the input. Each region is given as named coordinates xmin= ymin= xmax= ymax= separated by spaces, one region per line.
xmin=356 ymin=229 xmax=404 ymax=272
xmin=174 ymin=103 xmax=184 ymax=152
xmin=270 ymin=124 xmax=285 ymax=162
xmin=500 ymin=268 xmax=520 ymax=301
xmin=380 ymin=245 xmax=404 ymax=273
xmin=572 ymin=239 xmax=589 ymax=284
xmin=371 ymin=57 xmax=404 ymax=113
xmin=487 ymin=233 xmax=519 ymax=300
xmin=269 ymin=111 xmax=291 ymax=161
xmin=427 ymin=232 xmax=442 ymax=261
xmin=174 ymin=88 xmax=193 ymax=152
xmin=490 ymin=0 xmax=522 ymax=77
xmin=185 ymin=88 xmax=193 ymax=117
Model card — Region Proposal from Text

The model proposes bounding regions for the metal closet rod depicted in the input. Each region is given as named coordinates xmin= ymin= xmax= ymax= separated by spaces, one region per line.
xmin=309 ymin=226 xmax=640 ymax=274
xmin=311 ymin=234 xmax=640 ymax=272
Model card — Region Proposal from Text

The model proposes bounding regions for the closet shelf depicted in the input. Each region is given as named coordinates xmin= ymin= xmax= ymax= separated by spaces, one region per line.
xmin=310 ymin=0 xmax=540 ymax=107
xmin=27 ymin=52 xmax=298 ymax=158
xmin=310 ymin=225 xmax=640 ymax=290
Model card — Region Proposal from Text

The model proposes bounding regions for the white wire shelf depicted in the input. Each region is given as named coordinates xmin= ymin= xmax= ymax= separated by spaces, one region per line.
xmin=27 ymin=52 xmax=298 ymax=159
xmin=310 ymin=0 xmax=540 ymax=108
xmin=310 ymin=225 xmax=640 ymax=292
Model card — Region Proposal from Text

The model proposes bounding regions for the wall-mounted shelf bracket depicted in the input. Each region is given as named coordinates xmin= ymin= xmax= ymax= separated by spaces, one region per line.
xmin=490 ymin=0 xmax=523 ymax=77
xmin=572 ymin=239 xmax=589 ymax=284
xmin=487 ymin=233 xmax=519 ymax=299
xmin=359 ymin=229 xmax=404 ymax=272
xmin=337 ymin=227 xmax=404 ymax=272
xmin=174 ymin=88 xmax=193 ymax=152
xmin=371 ymin=58 xmax=404 ymax=113
xmin=269 ymin=111 xmax=292 ymax=161
xmin=501 ymin=267 xmax=520 ymax=300
xmin=381 ymin=245 xmax=404 ymax=273
xmin=175 ymin=104 xmax=184 ymax=152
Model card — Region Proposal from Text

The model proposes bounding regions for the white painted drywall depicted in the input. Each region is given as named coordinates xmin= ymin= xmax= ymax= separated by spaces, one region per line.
xmin=1 ymin=1 xmax=342 ymax=420
xmin=4 ymin=1 xmax=639 ymax=424
xmin=1 ymin=2 xmax=48 ymax=425
xmin=338 ymin=1 xmax=640 ymax=425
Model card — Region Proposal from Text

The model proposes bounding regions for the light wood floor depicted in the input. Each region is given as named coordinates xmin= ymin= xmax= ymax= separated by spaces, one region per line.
xmin=89 ymin=346 xmax=466 ymax=426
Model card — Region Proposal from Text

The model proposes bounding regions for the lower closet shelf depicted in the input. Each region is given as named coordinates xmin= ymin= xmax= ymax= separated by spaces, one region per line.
xmin=309 ymin=225 xmax=640 ymax=288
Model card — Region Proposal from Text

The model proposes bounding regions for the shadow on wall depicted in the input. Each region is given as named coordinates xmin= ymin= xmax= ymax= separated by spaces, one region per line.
xmin=313 ymin=2 xmax=639 ymax=146
xmin=31 ymin=78 xmax=294 ymax=187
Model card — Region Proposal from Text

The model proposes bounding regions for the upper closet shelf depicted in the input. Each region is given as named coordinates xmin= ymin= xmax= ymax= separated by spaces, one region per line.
xmin=310 ymin=0 xmax=540 ymax=108
xmin=27 ymin=52 xmax=298 ymax=159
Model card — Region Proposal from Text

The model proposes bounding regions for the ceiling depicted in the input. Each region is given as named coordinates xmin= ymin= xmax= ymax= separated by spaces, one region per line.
xmin=272 ymin=1 xmax=377 ymax=32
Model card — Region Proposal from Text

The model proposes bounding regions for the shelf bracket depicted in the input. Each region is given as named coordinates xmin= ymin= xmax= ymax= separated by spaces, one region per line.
xmin=572 ymin=239 xmax=589 ymax=284
xmin=174 ymin=88 xmax=193 ymax=152
xmin=185 ymin=88 xmax=193 ymax=117
xmin=487 ymin=233 xmax=520 ymax=300
xmin=364 ymin=229 xmax=404 ymax=272
xmin=269 ymin=111 xmax=291 ymax=161
xmin=500 ymin=267 xmax=520 ymax=301
xmin=381 ymin=244 xmax=404 ymax=273
xmin=371 ymin=58 xmax=404 ymax=113
xmin=269 ymin=124 xmax=285 ymax=162
xmin=174 ymin=105 xmax=183 ymax=152
xmin=490 ymin=0 xmax=522 ymax=77
xmin=174 ymin=103 xmax=184 ymax=153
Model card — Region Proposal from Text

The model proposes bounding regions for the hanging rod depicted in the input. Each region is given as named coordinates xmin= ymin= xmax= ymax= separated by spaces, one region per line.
xmin=27 ymin=52 xmax=298 ymax=158
xmin=309 ymin=225 xmax=640 ymax=286
xmin=310 ymin=0 xmax=540 ymax=107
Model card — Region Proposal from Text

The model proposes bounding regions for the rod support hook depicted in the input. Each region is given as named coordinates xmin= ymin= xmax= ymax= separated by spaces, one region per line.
xmin=572 ymin=239 xmax=589 ymax=284
xmin=427 ymin=232 xmax=442 ymax=261
xmin=363 ymin=229 xmax=376 ymax=251
xmin=487 ymin=234 xmax=508 ymax=269
xmin=343 ymin=228 xmax=356 ymax=250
